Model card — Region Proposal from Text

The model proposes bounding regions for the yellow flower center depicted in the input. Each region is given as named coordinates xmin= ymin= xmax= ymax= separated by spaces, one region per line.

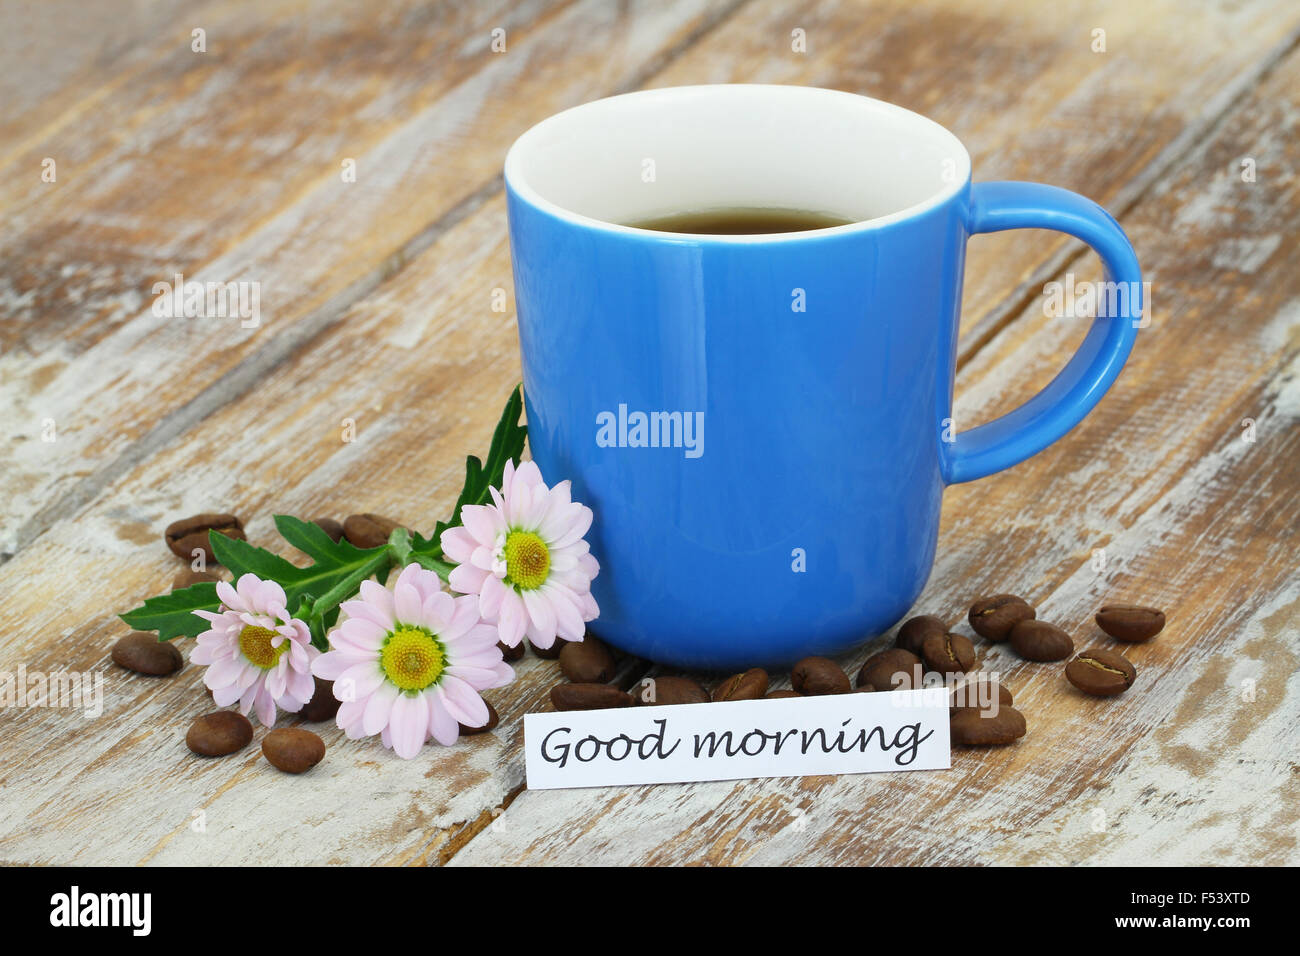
xmin=504 ymin=530 xmax=550 ymax=591
xmin=239 ymin=625 xmax=288 ymax=670
xmin=380 ymin=626 xmax=446 ymax=692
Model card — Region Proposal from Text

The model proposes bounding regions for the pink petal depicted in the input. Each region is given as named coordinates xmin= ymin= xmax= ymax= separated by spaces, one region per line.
xmin=341 ymin=596 xmax=393 ymax=632
xmin=362 ymin=682 xmax=400 ymax=736
xmin=513 ymin=460 xmax=544 ymax=489
xmin=215 ymin=580 xmax=243 ymax=612
xmin=312 ymin=651 xmax=352 ymax=681
xmin=393 ymin=569 xmax=423 ymax=624
xmin=522 ymin=589 xmax=557 ymax=644
xmin=460 ymin=504 xmax=500 ymax=547
xmin=545 ymin=585 xmax=587 ymax=642
xmin=254 ymin=686 xmax=276 ymax=727
xmin=440 ymin=526 xmax=477 ymax=565
xmin=549 ymin=505 xmax=593 ymax=550
xmin=497 ymin=589 xmax=527 ymax=646
xmin=449 ymin=562 xmax=489 ymax=596
xmin=478 ymin=574 xmax=508 ymax=621
xmin=427 ymin=688 xmax=460 ymax=746
xmin=358 ymin=580 xmax=397 ymax=622
xmin=389 ymin=693 xmax=430 ymax=759
xmin=438 ymin=674 xmax=489 ymax=727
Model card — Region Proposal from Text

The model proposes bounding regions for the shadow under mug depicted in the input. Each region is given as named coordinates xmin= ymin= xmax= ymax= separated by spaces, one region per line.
xmin=504 ymin=85 xmax=1141 ymax=670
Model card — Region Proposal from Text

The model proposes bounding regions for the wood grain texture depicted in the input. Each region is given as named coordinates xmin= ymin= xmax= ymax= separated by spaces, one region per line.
xmin=0 ymin=0 xmax=734 ymax=557
xmin=450 ymin=43 xmax=1300 ymax=867
xmin=0 ymin=0 xmax=1296 ymax=866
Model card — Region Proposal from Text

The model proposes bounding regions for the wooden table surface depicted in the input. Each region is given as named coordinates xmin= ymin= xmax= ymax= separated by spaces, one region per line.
xmin=2 ymin=0 xmax=1297 ymax=866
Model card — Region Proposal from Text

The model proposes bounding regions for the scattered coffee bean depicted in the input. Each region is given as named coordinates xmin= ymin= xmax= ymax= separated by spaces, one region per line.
xmin=186 ymin=711 xmax=254 ymax=757
xmin=299 ymin=677 xmax=341 ymax=723
xmin=856 ymin=648 xmax=922 ymax=691
xmin=791 ymin=656 xmax=850 ymax=695
xmin=920 ymin=631 xmax=976 ymax=676
xmin=950 ymin=705 xmax=1027 ymax=746
xmin=854 ymin=683 xmax=877 ymax=693
xmin=111 ymin=632 xmax=183 ymax=676
xmin=766 ymin=690 xmax=802 ymax=700
xmin=1066 ymin=647 xmax=1136 ymax=696
xmin=968 ymin=594 xmax=1035 ymax=642
xmin=559 ymin=637 xmax=616 ymax=683
xmin=949 ymin=675 xmax=1013 ymax=712
xmin=632 ymin=675 xmax=710 ymax=706
xmin=551 ymin=682 xmax=633 ymax=711
xmin=262 ymin=728 xmax=326 ymax=773
xmin=896 ymin=615 xmax=948 ymax=656
xmin=171 ymin=567 xmax=220 ymax=590
xmin=713 ymin=668 xmax=769 ymax=702
xmin=342 ymin=513 xmax=402 ymax=549
xmin=459 ymin=700 xmax=500 ymax=735
xmin=312 ymin=517 xmax=345 ymax=543
xmin=1096 ymin=604 xmax=1165 ymax=643
xmin=530 ymin=636 xmax=570 ymax=660
xmin=498 ymin=640 xmax=525 ymax=663
xmin=165 ymin=513 xmax=245 ymax=564
xmin=1009 ymin=620 xmax=1075 ymax=662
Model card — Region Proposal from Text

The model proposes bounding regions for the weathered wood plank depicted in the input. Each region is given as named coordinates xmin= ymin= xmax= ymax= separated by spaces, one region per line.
xmin=0 ymin=0 xmax=199 ymax=150
xmin=448 ymin=44 xmax=1300 ymax=866
xmin=0 ymin=0 xmax=733 ymax=557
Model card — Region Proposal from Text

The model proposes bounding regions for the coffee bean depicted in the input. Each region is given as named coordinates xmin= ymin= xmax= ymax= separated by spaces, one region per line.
xmin=968 ymin=594 xmax=1035 ymax=642
xmin=766 ymin=690 xmax=802 ymax=700
xmin=298 ymin=677 xmax=341 ymax=723
xmin=950 ymin=705 xmax=1027 ymax=746
xmin=631 ymin=676 xmax=709 ymax=706
xmin=1009 ymin=619 xmax=1075 ymax=662
xmin=791 ymin=656 xmax=850 ymax=695
xmin=920 ymin=631 xmax=976 ymax=676
xmin=1066 ymin=647 xmax=1136 ymax=696
xmin=1096 ymin=604 xmax=1165 ymax=643
xmin=530 ymin=636 xmax=570 ymax=660
xmin=949 ymin=675 xmax=1013 ymax=712
xmin=165 ymin=513 xmax=244 ymax=564
xmin=896 ymin=615 xmax=948 ymax=656
xmin=186 ymin=711 xmax=254 ymax=756
xmin=171 ymin=567 xmax=220 ymax=590
xmin=559 ymin=637 xmax=616 ymax=683
xmin=551 ymin=682 xmax=633 ymax=711
xmin=342 ymin=513 xmax=402 ymax=549
xmin=262 ymin=728 xmax=326 ymax=773
xmin=112 ymin=632 xmax=183 ymax=676
xmin=856 ymin=648 xmax=921 ymax=691
xmin=498 ymin=640 xmax=525 ymax=663
xmin=459 ymin=700 xmax=500 ymax=735
xmin=313 ymin=517 xmax=345 ymax=543
xmin=713 ymin=668 xmax=769 ymax=702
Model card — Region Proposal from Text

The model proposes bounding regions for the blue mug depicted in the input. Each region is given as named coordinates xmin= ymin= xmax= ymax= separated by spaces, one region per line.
xmin=504 ymin=85 xmax=1140 ymax=670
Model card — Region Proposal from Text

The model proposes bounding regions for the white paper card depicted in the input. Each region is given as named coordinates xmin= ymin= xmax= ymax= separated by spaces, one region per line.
xmin=524 ymin=688 xmax=950 ymax=790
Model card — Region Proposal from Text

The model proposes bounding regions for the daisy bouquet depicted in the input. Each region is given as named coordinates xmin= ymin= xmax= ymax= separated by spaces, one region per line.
xmin=121 ymin=386 xmax=601 ymax=758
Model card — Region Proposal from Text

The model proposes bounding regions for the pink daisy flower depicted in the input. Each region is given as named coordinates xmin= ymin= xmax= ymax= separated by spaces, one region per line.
xmin=191 ymin=573 xmax=319 ymax=727
xmin=311 ymin=564 xmax=513 ymax=759
xmin=440 ymin=459 xmax=599 ymax=649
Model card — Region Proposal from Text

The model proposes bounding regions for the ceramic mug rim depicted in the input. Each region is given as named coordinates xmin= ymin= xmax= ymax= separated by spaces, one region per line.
xmin=504 ymin=84 xmax=973 ymax=243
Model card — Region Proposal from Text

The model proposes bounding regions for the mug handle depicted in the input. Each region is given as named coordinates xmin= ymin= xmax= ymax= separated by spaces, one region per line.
xmin=941 ymin=181 xmax=1142 ymax=484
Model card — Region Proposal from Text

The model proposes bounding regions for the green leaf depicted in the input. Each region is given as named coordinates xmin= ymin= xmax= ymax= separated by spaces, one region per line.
xmin=120 ymin=385 xmax=527 ymax=642
xmin=120 ymin=583 xmax=220 ymax=641
xmin=274 ymin=515 xmax=367 ymax=564
xmin=411 ymin=384 xmax=527 ymax=563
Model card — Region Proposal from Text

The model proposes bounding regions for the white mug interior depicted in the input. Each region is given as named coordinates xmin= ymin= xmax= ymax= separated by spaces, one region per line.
xmin=504 ymin=84 xmax=972 ymax=237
